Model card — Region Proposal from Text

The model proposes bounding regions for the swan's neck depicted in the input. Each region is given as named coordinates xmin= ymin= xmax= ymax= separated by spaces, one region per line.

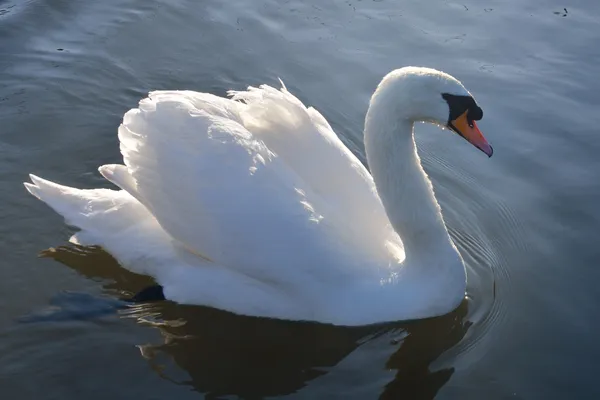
xmin=364 ymin=107 xmax=456 ymax=264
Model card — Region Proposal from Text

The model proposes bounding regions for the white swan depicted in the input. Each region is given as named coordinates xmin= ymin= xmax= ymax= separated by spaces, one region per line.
xmin=25 ymin=67 xmax=492 ymax=326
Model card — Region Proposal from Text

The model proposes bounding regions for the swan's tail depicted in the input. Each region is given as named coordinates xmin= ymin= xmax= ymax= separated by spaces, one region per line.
xmin=24 ymin=174 xmax=152 ymax=245
xmin=23 ymin=173 xmax=180 ymax=277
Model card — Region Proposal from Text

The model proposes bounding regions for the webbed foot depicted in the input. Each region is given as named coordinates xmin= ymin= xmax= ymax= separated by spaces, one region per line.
xmin=127 ymin=285 xmax=165 ymax=303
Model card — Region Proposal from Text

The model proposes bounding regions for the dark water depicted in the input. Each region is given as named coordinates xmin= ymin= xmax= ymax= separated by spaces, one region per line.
xmin=1 ymin=0 xmax=599 ymax=398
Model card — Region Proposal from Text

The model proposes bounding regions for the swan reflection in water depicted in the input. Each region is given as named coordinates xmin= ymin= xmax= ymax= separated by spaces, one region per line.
xmin=39 ymin=244 xmax=472 ymax=400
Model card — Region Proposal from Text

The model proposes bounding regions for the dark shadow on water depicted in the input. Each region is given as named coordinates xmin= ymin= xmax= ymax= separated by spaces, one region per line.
xmin=38 ymin=244 xmax=471 ymax=399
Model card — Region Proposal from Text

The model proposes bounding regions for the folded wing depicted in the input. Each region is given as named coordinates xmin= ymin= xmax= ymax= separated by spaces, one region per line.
xmin=107 ymin=91 xmax=369 ymax=285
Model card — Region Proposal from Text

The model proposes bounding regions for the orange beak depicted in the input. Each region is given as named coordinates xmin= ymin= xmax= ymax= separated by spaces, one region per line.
xmin=449 ymin=110 xmax=493 ymax=157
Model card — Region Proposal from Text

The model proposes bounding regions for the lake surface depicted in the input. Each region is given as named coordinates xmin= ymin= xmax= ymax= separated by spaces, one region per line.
xmin=1 ymin=0 xmax=599 ymax=398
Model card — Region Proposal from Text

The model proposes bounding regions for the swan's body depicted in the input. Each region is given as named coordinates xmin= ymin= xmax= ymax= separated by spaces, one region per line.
xmin=25 ymin=67 xmax=491 ymax=326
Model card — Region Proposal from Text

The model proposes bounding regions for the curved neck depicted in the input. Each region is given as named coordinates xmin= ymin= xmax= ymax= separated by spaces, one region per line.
xmin=364 ymin=104 xmax=454 ymax=262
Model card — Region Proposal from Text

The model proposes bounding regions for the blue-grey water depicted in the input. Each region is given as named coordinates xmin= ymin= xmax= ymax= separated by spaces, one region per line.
xmin=1 ymin=0 xmax=599 ymax=398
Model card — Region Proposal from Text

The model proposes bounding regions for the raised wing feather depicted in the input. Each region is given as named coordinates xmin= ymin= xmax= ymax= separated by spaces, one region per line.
xmin=113 ymin=91 xmax=367 ymax=285
xmin=230 ymin=84 xmax=403 ymax=258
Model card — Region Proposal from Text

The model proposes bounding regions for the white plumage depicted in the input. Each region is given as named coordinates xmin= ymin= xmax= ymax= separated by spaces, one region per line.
xmin=25 ymin=67 xmax=488 ymax=326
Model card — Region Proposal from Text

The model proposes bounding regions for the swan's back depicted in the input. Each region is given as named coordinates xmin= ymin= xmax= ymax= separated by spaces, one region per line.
xmin=109 ymin=89 xmax=401 ymax=282
xmin=230 ymin=85 xmax=404 ymax=258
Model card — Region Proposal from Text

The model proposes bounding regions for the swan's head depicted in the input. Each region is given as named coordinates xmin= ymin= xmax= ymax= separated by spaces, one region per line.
xmin=371 ymin=66 xmax=493 ymax=157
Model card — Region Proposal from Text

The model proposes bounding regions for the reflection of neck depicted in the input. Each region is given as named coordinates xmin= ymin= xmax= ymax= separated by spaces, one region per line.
xmin=364 ymin=103 xmax=454 ymax=264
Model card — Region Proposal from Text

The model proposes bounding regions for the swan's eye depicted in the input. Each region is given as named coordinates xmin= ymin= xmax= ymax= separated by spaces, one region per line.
xmin=441 ymin=93 xmax=483 ymax=126
xmin=467 ymin=113 xmax=474 ymax=128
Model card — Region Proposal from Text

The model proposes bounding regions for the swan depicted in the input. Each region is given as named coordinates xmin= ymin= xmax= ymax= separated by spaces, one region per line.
xmin=24 ymin=67 xmax=492 ymax=326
